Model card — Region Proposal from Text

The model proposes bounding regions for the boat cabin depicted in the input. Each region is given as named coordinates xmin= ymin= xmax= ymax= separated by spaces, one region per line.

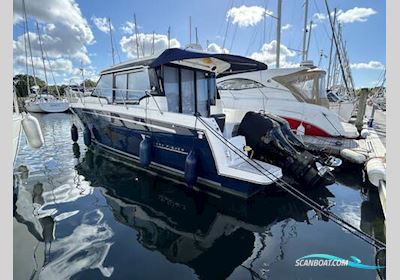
xmin=90 ymin=48 xmax=268 ymax=119
xmin=217 ymin=66 xmax=329 ymax=108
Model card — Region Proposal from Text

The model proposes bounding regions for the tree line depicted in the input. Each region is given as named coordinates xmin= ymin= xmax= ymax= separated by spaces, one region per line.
xmin=13 ymin=74 xmax=97 ymax=97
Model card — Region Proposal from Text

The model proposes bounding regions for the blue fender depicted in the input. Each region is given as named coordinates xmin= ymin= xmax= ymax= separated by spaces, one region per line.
xmin=185 ymin=150 xmax=198 ymax=186
xmin=139 ymin=138 xmax=152 ymax=167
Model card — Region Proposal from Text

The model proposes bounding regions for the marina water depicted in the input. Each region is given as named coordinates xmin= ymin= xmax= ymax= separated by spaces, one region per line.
xmin=13 ymin=113 xmax=385 ymax=280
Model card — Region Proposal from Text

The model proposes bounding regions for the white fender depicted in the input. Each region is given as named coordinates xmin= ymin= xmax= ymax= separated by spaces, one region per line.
xmin=366 ymin=158 xmax=386 ymax=187
xmin=360 ymin=128 xmax=369 ymax=139
xmin=340 ymin=149 xmax=367 ymax=164
xmin=22 ymin=114 xmax=44 ymax=148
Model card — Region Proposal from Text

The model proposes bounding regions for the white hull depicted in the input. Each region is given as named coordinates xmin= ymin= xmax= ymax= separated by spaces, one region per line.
xmin=26 ymin=100 xmax=69 ymax=113
xmin=13 ymin=113 xmax=23 ymax=164
xmin=218 ymin=91 xmax=359 ymax=138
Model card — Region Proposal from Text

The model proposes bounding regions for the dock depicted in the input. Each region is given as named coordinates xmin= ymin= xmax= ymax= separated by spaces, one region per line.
xmin=301 ymin=127 xmax=386 ymax=160
xmin=301 ymin=105 xmax=386 ymax=218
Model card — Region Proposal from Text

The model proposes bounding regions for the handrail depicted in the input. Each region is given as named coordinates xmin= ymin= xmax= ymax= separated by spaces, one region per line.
xmin=68 ymin=78 xmax=85 ymax=105
xmin=144 ymin=89 xmax=163 ymax=115
xmin=84 ymin=86 xmax=163 ymax=114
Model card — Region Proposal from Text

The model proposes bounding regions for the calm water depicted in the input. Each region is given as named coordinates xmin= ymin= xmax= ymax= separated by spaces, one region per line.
xmin=13 ymin=113 xmax=385 ymax=280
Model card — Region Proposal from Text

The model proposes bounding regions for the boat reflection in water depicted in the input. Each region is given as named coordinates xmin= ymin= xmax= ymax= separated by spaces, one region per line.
xmin=13 ymin=163 xmax=114 ymax=280
xmin=75 ymin=146 xmax=335 ymax=279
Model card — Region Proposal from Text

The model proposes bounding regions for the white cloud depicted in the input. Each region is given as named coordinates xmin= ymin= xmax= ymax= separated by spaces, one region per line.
xmin=13 ymin=0 xmax=94 ymax=44
xmin=13 ymin=54 xmax=99 ymax=84
xmin=226 ymin=5 xmax=273 ymax=27
xmin=350 ymin=61 xmax=385 ymax=70
xmin=282 ymin=24 xmax=292 ymax=31
xmin=120 ymin=21 xmax=136 ymax=35
xmin=91 ymin=16 xmax=112 ymax=33
xmin=120 ymin=33 xmax=180 ymax=58
xmin=207 ymin=43 xmax=229 ymax=54
xmin=13 ymin=31 xmax=91 ymax=64
xmin=13 ymin=0 xmax=94 ymax=65
xmin=313 ymin=13 xmax=327 ymax=23
xmin=250 ymin=40 xmax=298 ymax=68
xmin=337 ymin=7 xmax=377 ymax=23
xmin=15 ymin=56 xmax=73 ymax=74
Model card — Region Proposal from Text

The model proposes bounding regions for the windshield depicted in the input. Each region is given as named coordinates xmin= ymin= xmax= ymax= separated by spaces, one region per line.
xmin=291 ymin=75 xmax=315 ymax=99
xmin=274 ymin=70 xmax=327 ymax=106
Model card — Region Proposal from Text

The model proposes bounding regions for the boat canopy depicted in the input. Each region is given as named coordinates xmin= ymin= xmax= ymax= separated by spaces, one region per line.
xmin=273 ymin=68 xmax=329 ymax=108
xmin=149 ymin=48 xmax=268 ymax=75
xmin=102 ymin=48 xmax=268 ymax=75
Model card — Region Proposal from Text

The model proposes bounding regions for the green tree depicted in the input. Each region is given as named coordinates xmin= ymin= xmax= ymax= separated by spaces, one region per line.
xmin=13 ymin=74 xmax=46 ymax=97
xmin=80 ymin=79 xmax=97 ymax=88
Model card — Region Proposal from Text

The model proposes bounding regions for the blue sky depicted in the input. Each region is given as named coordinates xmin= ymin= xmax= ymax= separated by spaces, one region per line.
xmin=13 ymin=0 xmax=386 ymax=88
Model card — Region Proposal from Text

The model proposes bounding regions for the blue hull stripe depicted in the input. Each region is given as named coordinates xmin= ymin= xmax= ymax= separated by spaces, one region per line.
xmin=71 ymin=107 xmax=267 ymax=197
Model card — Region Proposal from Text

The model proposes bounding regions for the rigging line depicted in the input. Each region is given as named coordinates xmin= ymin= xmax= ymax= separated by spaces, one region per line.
xmin=245 ymin=27 xmax=259 ymax=56
xmin=36 ymin=21 xmax=49 ymax=87
xmin=312 ymin=0 xmax=331 ymax=41
xmin=229 ymin=0 xmax=244 ymax=52
xmin=22 ymin=18 xmax=30 ymax=95
xmin=229 ymin=23 xmax=238 ymax=52
xmin=196 ymin=116 xmax=386 ymax=249
xmin=222 ymin=0 xmax=234 ymax=50
xmin=219 ymin=1 xmax=230 ymax=35
xmin=324 ymin=0 xmax=352 ymax=95
xmin=43 ymin=47 xmax=61 ymax=98
xmin=22 ymin=0 xmax=37 ymax=86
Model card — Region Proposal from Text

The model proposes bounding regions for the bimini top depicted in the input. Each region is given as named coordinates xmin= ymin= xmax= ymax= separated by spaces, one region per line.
xmin=101 ymin=48 xmax=268 ymax=76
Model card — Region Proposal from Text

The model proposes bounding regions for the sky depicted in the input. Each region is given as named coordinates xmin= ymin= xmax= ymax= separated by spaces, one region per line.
xmin=12 ymin=0 xmax=386 ymax=88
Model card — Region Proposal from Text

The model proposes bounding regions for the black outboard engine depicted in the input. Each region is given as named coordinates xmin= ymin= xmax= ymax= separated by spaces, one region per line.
xmin=237 ymin=112 xmax=335 ymax=189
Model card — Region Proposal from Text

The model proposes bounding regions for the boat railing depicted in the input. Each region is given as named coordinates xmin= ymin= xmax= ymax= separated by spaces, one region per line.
xmin=92 ymin=87 xmax=163 ymax=114
xmin=68 ymin=79 xmax=85 ymax=105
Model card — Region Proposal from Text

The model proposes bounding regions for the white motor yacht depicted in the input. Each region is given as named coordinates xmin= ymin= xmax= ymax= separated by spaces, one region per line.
xmin=217 ymin=64 xmax=359 ymax=139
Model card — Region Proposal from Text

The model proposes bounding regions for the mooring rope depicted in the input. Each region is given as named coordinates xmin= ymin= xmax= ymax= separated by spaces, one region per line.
xmin=196 ymin=115 xmax=386 ymax=250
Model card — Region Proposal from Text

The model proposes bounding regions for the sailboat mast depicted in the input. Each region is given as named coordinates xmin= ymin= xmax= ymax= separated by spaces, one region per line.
xmin=43 ymin=47 xmax=61 ymax=98
xmin=152 ymin=31 xmax=155 ymax=55
xmin=189 ymin=16 xmax=192 ymax=44
xmin=305 ymin=20 xmax=313 ymax=60
xmin=22 ymin=0 xmax=37 ymax=87
xmin=276 ymin=0 xmax=282 ymax=68
xmin=22 ymin=18 xmax=30 ymax=95
xmin=326 ymin=8 xmax=337 ymax=90
xmin=36 ymin=21 xmax=49 ymax=87
xmin=134 ymin=14 xmax=140 ymax=58
xmin=324 ymin=0 xmax=351 ymax=95
xmin=302 ymin=0 xmax=309 ymax=61
xmin=108 ymin=18 xmax=115 ymax=65
xmin=81 ymin=62 xmax=86 ymax=94
xmin=167 ymin=26 xmax=171 ymax=49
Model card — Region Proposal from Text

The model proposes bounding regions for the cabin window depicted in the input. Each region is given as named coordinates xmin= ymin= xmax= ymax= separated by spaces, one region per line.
xmin=127 ymin=71 xmax=150 ymax=101
xmin=115 ymin=74 xmax=127 ymax=102
xmin=196 ymin=71 xmax=208 ymax=116
xmin=217 ymin=78 xmax=264 ymax=91
xmin=163 ymin=66 xmax=180 ymax=112
xmin=181 ymin=69 xmax=195 ymax=115
xmin=93 ymin=74 xmax=113 ymax=102
xmin=163 ymin=66 xmax=216 ymax=116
